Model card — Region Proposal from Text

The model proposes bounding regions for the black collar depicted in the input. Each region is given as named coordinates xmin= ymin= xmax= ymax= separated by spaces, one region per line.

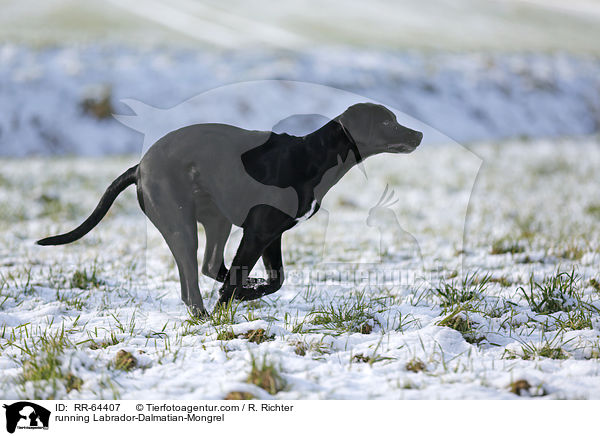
xmin=338 ymin=120 xmax=363 ymax=164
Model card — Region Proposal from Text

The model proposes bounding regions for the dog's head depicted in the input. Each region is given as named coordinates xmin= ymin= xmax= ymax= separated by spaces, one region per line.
xmin=337 ymin=103 xmax=423 ymax=156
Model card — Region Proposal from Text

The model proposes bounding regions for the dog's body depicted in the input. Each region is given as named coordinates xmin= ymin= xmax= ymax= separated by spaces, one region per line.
xmin=38 ymin=103 xmax=423 ymax=316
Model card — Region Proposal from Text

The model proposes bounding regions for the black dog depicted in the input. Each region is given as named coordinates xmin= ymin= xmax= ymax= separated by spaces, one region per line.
xmin=38 ymin=103 xmax=423 ymax=316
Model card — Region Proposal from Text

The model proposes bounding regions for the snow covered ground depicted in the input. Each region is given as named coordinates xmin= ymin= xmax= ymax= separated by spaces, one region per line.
xmin=1 ymin=137 xmax=599 ymax=399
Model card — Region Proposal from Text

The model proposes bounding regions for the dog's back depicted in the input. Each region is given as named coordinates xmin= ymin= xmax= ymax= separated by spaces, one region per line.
xmin=139 ymin=123 xmax=299 ymax=226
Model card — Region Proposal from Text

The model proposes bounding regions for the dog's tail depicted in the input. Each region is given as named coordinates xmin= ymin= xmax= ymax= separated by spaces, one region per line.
xmin=37 ymin=165 xmax=138 ymax=246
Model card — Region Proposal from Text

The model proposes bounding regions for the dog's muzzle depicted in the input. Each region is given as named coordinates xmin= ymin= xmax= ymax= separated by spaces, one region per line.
xmin=387 ymin=131 xmax=423 ymax=153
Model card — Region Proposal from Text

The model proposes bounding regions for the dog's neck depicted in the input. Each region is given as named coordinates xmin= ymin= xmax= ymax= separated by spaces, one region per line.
xmin=302 ymin=120 xmax=364 ymax=202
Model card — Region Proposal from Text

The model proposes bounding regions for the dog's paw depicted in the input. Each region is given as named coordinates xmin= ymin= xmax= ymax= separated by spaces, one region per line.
xmin=245 ymin=277 xmax=268 ymax=288
xmin=216 ymin=278 xmax=280 ymax=304
xmin=234 ymin=281 xmax=280 ymax=301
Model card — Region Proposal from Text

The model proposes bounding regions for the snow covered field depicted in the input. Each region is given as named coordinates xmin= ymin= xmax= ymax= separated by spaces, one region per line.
xmin=1 ymin=137 xmax=599 ymax=399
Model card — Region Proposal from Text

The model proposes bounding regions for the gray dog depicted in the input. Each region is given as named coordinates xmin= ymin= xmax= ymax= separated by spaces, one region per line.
xmin=38 ymin=103 xmax=423 ymax=316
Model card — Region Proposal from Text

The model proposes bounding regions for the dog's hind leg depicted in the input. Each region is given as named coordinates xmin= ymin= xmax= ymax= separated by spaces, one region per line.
xmin=200 ymin=212 xmax=231 ymax=282
xmin=142 ymin=190 xmax=207 ymax=317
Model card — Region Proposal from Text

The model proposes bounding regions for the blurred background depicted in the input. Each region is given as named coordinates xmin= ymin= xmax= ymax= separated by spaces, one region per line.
xmin=1 ymin=0 xmax=599 ymax=156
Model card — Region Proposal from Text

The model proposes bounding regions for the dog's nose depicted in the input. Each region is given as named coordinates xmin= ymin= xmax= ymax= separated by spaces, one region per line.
xmin=415 ymin=131 xmax=423 ymax=145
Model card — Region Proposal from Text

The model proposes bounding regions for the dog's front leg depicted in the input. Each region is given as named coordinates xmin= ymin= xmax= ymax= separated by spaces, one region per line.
xmin=229 ymin=235 xmax=284 ymax=300
xmin=214 ymin=235 xmax=285 ymax=309
xmin=215 ymin=231 xmax=274 ymax=307
xmin=247 ymin=235 xmax=284 ymax=298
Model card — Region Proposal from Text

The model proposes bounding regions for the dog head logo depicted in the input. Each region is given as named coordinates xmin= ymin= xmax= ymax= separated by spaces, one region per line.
xmin=3 ymin=402 xmax=50 ymax=433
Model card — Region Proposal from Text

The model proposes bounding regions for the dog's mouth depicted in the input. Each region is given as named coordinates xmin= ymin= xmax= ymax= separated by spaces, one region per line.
xmin=387 ymin=143 xmax=417 ymax=153
xmin=387 ymin=133 xmax=422 ymax=153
